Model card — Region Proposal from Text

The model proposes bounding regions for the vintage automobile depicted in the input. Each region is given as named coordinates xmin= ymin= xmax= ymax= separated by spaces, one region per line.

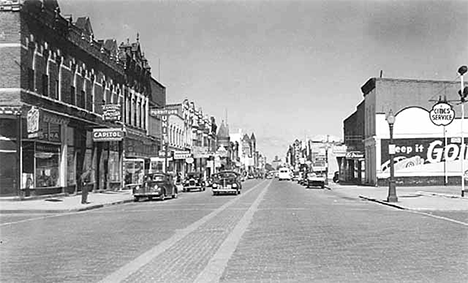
xmin=211 ymin=171 xmax=243 ymax=195
xmin=133 ymin=172 xmax=178 ymax=201
xmin=183 ymin=172 xmax=206 ymax=192
xmin=306 ymin=172 xmax=326 ymax=189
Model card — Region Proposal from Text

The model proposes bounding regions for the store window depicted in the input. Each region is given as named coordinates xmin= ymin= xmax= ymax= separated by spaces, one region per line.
xmin=108 ymin=142 xmax=120 ymax=182
xmin=35 ymin=143 xmax=60 ymax=188
xmin=66 ymin=127 xmax=75 ymax=186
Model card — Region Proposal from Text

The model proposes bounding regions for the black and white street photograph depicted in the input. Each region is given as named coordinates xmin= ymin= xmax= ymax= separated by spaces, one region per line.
xmin=0 ymin=0 xmax=467 ymax=282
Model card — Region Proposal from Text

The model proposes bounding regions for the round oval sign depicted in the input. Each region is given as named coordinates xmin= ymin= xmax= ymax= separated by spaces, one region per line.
xmin=429 ymin=102 xmax=454 ymax=126
xmin=186 ymin=157 xmax=194 ymax=164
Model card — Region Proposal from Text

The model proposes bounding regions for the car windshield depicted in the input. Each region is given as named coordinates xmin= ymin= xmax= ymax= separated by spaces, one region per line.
xmin=147 ymin=174 xmax=165 ymax=182
xmin=187 ymin=173 xmax=200 ymax=178
xmin=213 ymin=172 xmax=238 ymax=180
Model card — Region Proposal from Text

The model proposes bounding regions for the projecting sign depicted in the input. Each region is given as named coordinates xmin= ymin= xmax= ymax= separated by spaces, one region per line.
xmin=102 ymin=104 xmax=121 ymax=121
xmin=92 ymin=128 xmax=124 ymax=141
xmin=429 ymin=102 xmax=454 ymax=126
xmin=174 ymin=151 xmax=191 ymax=160
xmin=150 ymin=108 xmax=179 ymax=116
xmin=27 ymin=106 xmax=40 ymax=135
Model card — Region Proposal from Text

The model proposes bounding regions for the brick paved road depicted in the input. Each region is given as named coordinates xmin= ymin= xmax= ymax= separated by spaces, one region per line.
xmin=1 ymin=179 xmax=467 ymax=283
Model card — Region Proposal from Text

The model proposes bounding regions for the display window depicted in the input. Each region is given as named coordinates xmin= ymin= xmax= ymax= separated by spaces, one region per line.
xmin=66 ymin=127 xmax=75 ymax=185
xmin=83 ymin=148 xmax=94 ymax=183
xmin=35 ymin=143 xmax=60 ymax=188
xmin=67 ymin=147 xmax=75 ymax=185
xmin=108 ymin=142 xmax=120 ymax=182
xmin=124 ymin=159 xmax=145 ymax=187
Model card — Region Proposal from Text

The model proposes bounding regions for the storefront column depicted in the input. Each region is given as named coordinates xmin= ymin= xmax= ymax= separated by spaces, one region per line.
xmin=60 ymin=125 xmax=67 ymax=191
xmin=16 ymin=112 xmax=22 ymax=197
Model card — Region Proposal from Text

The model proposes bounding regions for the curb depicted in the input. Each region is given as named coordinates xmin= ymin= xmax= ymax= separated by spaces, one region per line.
xmin=0 ymin=198 xmax=135 ymax=214
xmin=358 ymin=195 xmax=406 ymax=210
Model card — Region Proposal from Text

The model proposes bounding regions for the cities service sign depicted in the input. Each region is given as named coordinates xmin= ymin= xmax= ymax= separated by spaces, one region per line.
xmin=429 ymin=102 xmax=454 ymax=126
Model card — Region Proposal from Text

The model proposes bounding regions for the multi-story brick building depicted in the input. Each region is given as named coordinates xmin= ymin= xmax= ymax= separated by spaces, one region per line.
xmin=0 ymin=0 xmax=164 ymax=197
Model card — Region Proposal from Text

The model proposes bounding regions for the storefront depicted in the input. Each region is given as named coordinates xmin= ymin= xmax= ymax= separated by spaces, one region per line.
xmin=92 ymin=128 xmax=125 ymax=191
xmin=21 ymin=108 xmax=69 ymax=196
xmin=123 ymin=131 xmax=159 ymax=187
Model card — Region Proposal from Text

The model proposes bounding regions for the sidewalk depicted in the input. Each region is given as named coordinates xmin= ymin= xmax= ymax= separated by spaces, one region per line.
xmin=327 ymin=183 xmax=468 ymax=211
xmin=0 ymin=184 xmax=188 ymax=214
xmin=0 ymin=190 xmax=135 ymax=213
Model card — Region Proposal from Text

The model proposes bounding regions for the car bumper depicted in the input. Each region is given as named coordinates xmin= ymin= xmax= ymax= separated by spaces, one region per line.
xmin=212 ymin=187 xmax=239 ymax=193
xmin=133 ymin=192 xmax=162 ymax=197
xmin=184 ymin=186 xmax=201 ymax=190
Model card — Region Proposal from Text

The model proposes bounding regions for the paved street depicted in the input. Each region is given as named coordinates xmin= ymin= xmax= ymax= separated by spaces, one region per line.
xmin=1 ymin=179 xmax=467 ymax=283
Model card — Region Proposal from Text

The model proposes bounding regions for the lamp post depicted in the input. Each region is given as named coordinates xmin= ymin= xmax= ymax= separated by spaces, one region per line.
xmin=458 ymin=65 xmax=467 ymax=196
xmin=386 ymin=109 xmax=398 ymax=202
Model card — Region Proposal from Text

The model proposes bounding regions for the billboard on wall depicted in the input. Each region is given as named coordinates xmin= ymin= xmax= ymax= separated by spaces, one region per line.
xmin=380 ymin=137 xmax=468 ymax=175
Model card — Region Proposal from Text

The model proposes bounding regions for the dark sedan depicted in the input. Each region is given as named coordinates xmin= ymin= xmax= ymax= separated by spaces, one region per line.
xmin=133 ymin=172 xmax=178 ymax=201
xmin=183 ymin=172 xmax=206 ymax=192
xmin=211 ymin=171 xmax=243 ymax=195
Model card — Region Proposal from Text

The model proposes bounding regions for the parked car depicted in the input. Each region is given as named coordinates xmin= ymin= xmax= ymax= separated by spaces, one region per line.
xmin=133 ymin=172 xmax=177 ymax=201
xmin=306 ymin=172 xmax=326 ymax=189
xmin=183 ymin=172 xmax=206 ymax=192
xmin=212 ymin=171 xmax=243 ymax=195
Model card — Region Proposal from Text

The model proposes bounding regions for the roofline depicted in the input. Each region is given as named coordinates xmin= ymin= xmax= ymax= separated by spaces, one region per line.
xmin=361 ymin=77 xmax=459 ymax=96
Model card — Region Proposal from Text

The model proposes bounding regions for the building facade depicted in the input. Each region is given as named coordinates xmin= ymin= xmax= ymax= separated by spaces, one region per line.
xmin=345 ymin=77 xmax=467 ymax=186
xmin=0 ymin=0 xmax=163 ymax=197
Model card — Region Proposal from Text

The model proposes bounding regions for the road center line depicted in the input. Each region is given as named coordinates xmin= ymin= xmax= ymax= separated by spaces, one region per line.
xmin=98 ymin=180 xmax=268 ymax=283
xmin=193 ymin=179 xmax=271 ymax=283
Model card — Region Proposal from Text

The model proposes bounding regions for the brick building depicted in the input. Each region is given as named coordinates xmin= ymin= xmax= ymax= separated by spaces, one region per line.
xmin=0 ymin=0 xmax=164 ymax=197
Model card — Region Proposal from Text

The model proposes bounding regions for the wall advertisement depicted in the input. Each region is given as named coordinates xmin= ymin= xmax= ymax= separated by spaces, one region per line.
xmin=380 ymin=137 xmax=468 ymax=176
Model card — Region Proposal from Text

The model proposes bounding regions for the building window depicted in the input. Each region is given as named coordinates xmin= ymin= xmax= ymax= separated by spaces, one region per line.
xmin=42 ymin=74 xmax=49 ymax=96
xmin=28 ymin=68 xmax=35 ymax=91
xmin=80 ymin=90 xmax=86 ymax=109
xmin=54 ymin=80 xmax=59 ymax=100
xmin=70 ymin=86 xmax=76 ymax=105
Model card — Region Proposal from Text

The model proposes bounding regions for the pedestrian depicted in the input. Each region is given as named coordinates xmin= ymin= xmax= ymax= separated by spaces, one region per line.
xmin=80 ymin=166 xmax=92 ymax=204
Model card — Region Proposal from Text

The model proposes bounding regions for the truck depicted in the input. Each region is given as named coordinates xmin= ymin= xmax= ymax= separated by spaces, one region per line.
xmin=306 ymin=164 xmax=328 ymax=189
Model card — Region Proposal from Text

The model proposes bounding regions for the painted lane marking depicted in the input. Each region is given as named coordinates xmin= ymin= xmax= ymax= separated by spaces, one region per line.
xmin=194 ymin=179 xmax=270 ymax=283
xmin=98 ymin=180 xmax=268 ymax=283
xmin=407 ymin=210 xmax=468 ymax=227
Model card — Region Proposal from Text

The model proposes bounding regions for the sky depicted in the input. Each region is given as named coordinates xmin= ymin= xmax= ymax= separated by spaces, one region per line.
xmin=59 ymin=0 xmax=468 ymax=162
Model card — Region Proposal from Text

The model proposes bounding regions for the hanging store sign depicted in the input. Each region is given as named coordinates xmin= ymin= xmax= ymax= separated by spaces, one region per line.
xmin=150 ymin=107 xmax=180 ymax=116
xmin=102 ymin=104 xmax=121 ymax=121
xmin=174 ymin=151 xmax=191 ymax=159
xmin=27 ymin=106 xmax=40 ymax=137
xmin=345 ymin=151 xmax=364 ymax=159
xmin=93 ymin=128 xmax=124 ymax=142
xmin=429 ymin=102 xmax=454 ymax=126
xmin=161 ymin=114 xmax=168 ymax=143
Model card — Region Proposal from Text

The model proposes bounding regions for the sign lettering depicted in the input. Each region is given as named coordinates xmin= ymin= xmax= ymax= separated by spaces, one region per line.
xmin=429 ymin=102 xmax=454 ymax=126
xmin=93 ymin=128 xmax=124 ymax=141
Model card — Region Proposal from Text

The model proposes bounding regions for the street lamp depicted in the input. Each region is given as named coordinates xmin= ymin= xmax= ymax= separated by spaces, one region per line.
xmin=458 ymin=65 xmax=467 ymax=196
xmin=386 ymin=109 xmax=398 ymax=202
